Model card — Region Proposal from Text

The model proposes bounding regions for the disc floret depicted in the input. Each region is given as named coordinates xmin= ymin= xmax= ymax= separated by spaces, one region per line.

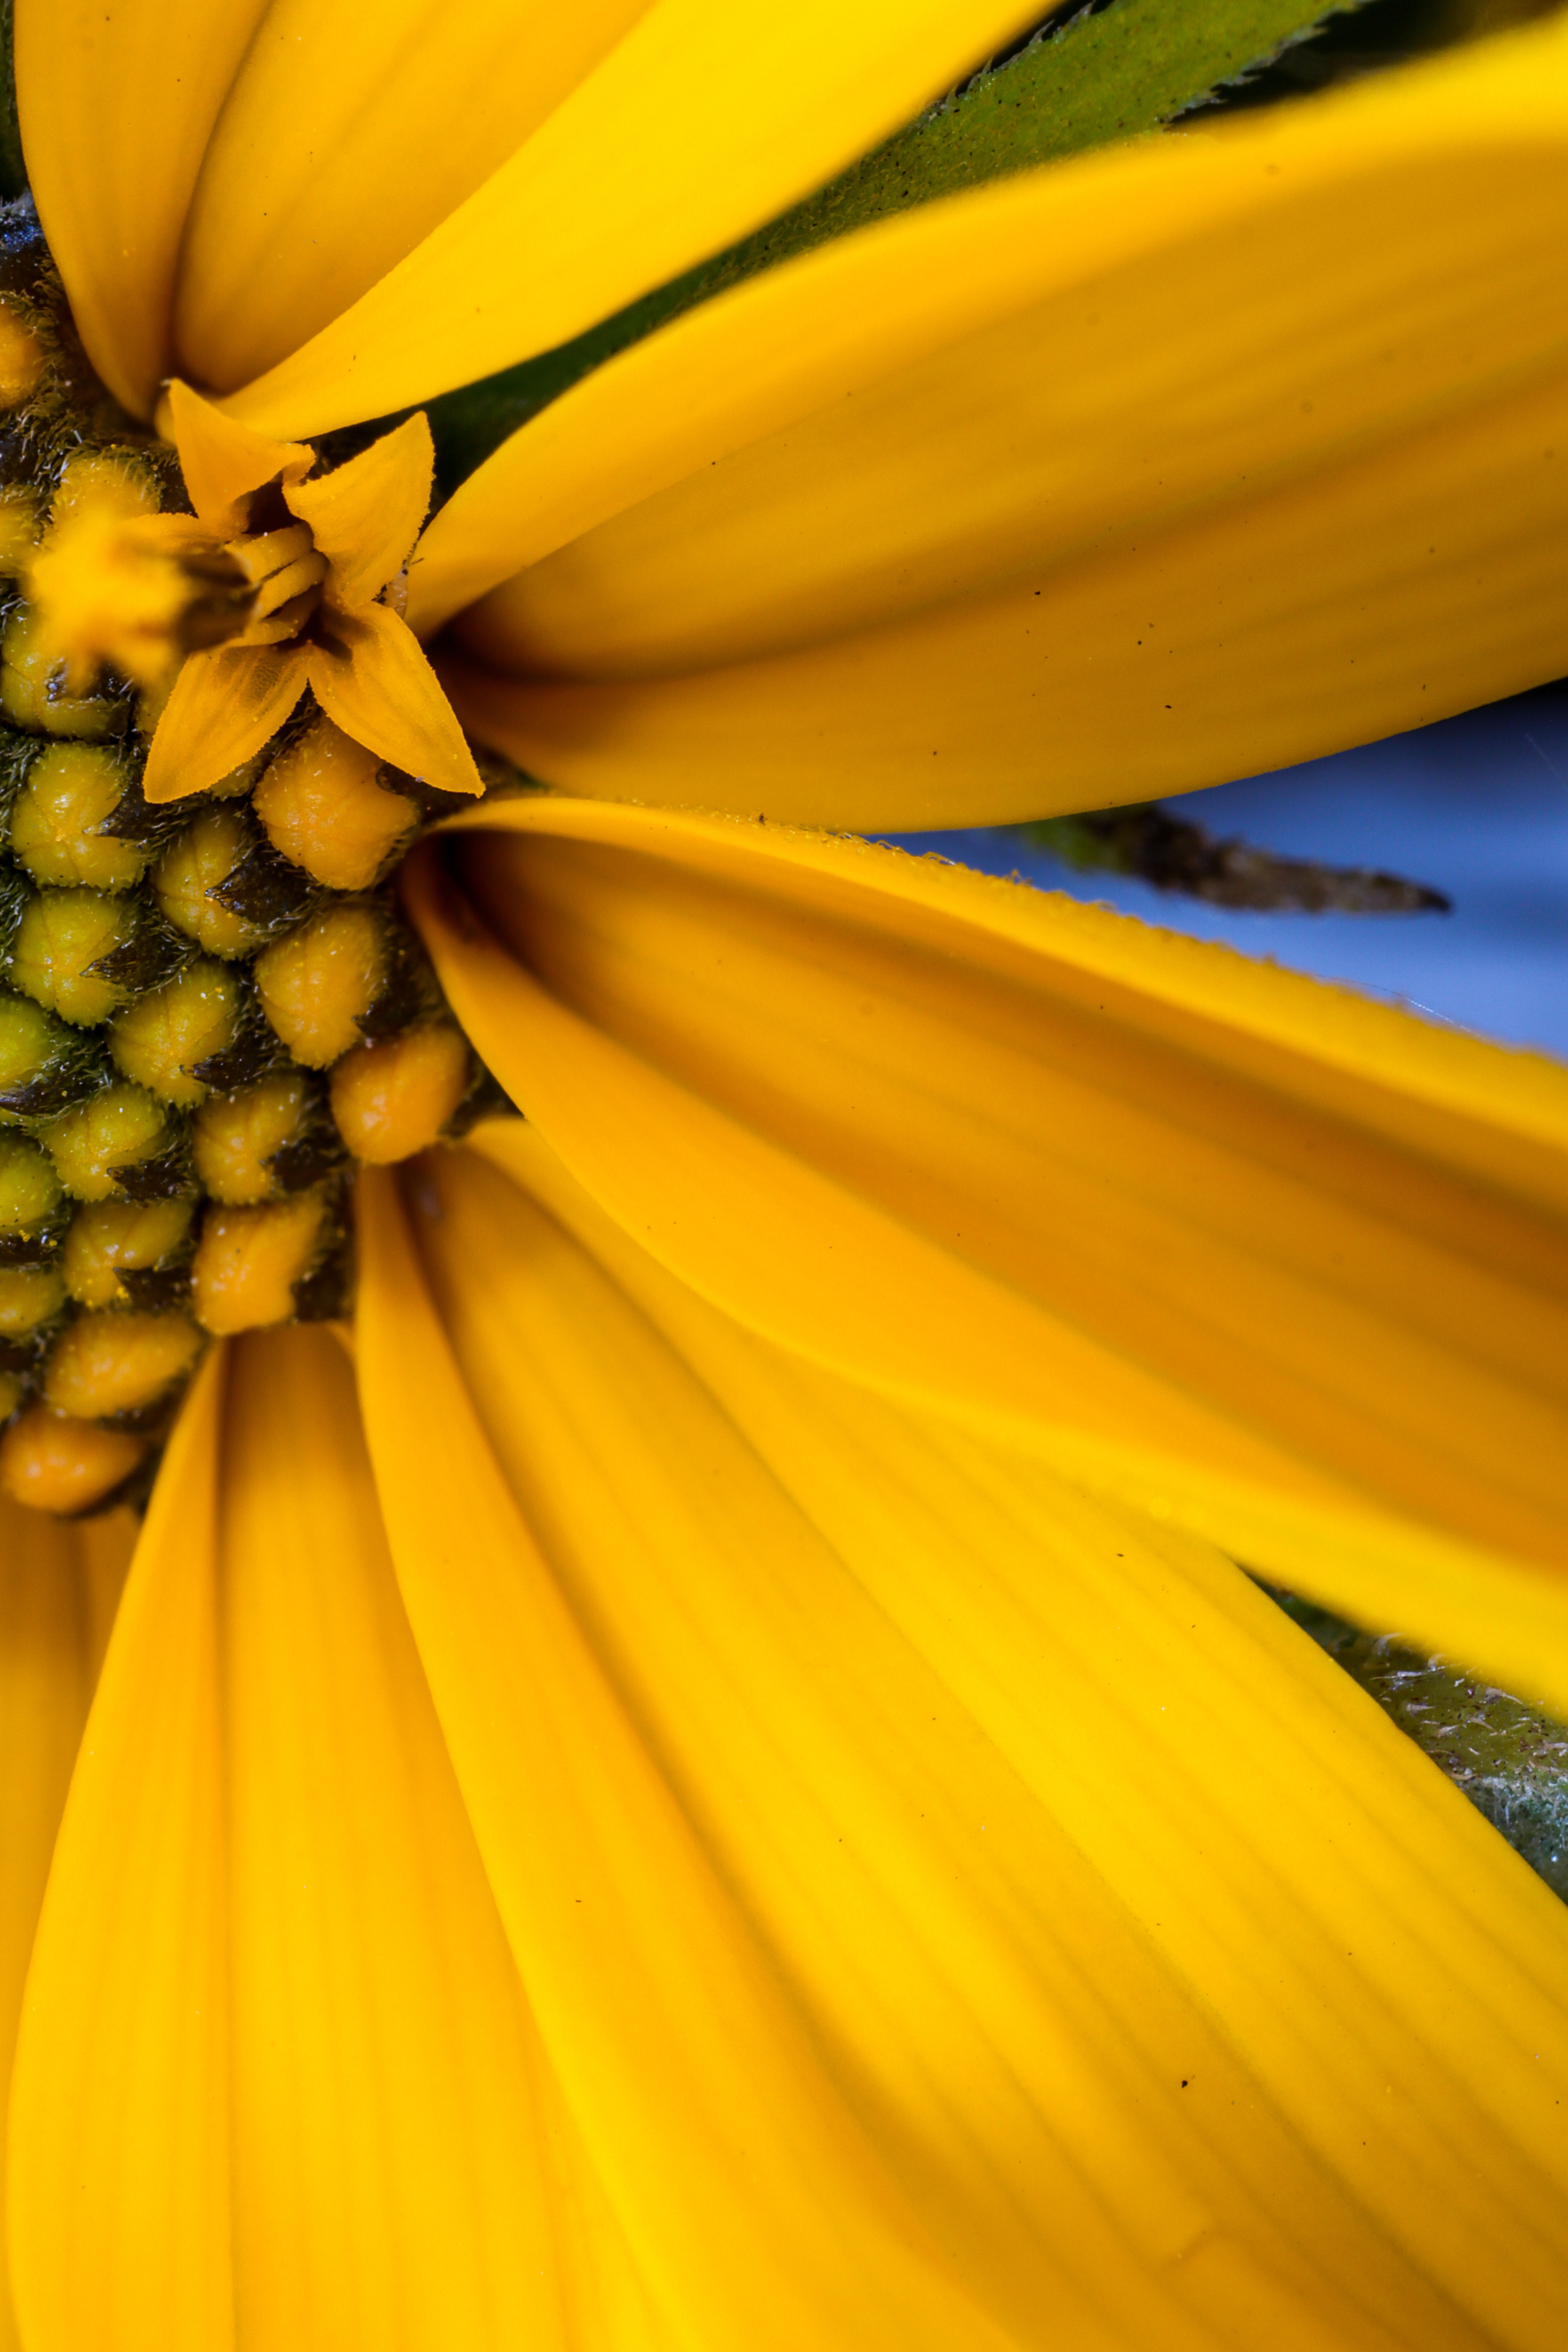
xmin=0 ymin=206 xmax=509 ymax=1517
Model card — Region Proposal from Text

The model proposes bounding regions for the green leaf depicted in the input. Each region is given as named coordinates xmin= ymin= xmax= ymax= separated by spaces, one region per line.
xmin=428 ymin=0 xmax=1360 ymax=489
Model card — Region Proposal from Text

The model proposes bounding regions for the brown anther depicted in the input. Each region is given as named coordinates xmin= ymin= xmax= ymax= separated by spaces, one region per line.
xmin=0 ymin=1405 xmax=147 ymax=1514
xmin=44 ymin=1308 xmax=204 ymax=1420
xmin=191 ymin=1190 xmax=328 ymax=1334
xmin=330 ymin=1021 xmax=470 ymax=1165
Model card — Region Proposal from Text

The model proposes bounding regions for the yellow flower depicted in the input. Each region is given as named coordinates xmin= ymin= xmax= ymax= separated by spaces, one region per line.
xmin=2 ymin=4 xmax=1568 ymax=2348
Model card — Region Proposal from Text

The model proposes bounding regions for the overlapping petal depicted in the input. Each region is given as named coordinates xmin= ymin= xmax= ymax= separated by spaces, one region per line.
xmin=286 ymin=414 xmax=433 ymax=612
xmin=0 ymin=1504 xmax=130 ymax=2352
xmin=407 ymin=799 xmax=1568 ymax=1709
xmin=356 ymin=1167 xmax=998 ymax=2352
xmin=359 ymin=1130 xmax=1568 ymax=2349
xmin=416 ymin=13 xmax=1568 ymax=637
xmin=20 ymin=0 xmax=1044 ymax=426
xmin=170 ymin=0 xmax=660 ymax=397
xmin=219 ymin=1328 xmax=564 ymax=2350
xmin=424 ymin=14 xmax=1568 ymax=827
xmin=7 ymin=1360 xmax=233 ymax=2352
xmin=214 ymin=0 xmax=1048 ymax=438
xmin=13 ymin=0 xmax=272 ymax=415
xmin=5 ymin=1333 xmax=593 ymax=2351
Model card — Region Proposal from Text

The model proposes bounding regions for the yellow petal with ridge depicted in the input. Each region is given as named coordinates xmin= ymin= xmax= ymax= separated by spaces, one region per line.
xmin=216 ymin=0 xmax=1057 ymax=437
xmin=14 ymin=0 xmax=270 ymax=416
xmin=426 ymin=40 xmax=1568 ymax=824
xmin=163 ymin=381 xmax=315 ymax=537
xmin=406 ymin=798 xmax=1568 ymax=1711
xmin=7 ymin=1356 xmax=233 ymax=2352
xmin=0 ymin=1505 xmax=129 ymax=2352
xmin=143 ymin=640 xmax=311 ymax=804
xmin=172 ymin=0 xmax=658 ymax=397
xmin=411 ymin=11 xmax=1568 ymax=648
xmin=376 ymin=1129 xmax=1568 ymax=2350
xmin=355 ymin=1165 xmax=1019 ymax=2352
xmin=219 ymin=1326 xmax=568 ymax=2350
xmin=285 ymin=413 xmax=434 ymax=611
xmin=307 ymin=602 xmax=483 ymax=797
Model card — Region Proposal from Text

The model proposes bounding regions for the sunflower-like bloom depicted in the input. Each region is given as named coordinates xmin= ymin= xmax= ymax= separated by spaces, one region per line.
xmin=3 ymin=3 xmax=1568 ymax=2348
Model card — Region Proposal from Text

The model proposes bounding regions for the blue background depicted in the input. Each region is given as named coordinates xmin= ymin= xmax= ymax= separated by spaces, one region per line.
xmin=887 ymin=683 xmax=1568 ymax=1061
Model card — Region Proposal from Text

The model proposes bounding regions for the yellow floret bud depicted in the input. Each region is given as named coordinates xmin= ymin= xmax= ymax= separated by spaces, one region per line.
xmin=191 ymin=1189 xmax=328 ymax=1334
xmin=0 ymin=488 xmax=41 ymax=577
xmin=108 ymin=959 xmax=240 ymax=1105
xmin=62 ymin=1196 xmax=195 ymax=1308
xmin=330 ymin=1021 xmax=470 ymax=1165
xmin=51 ymin=451 xmax=162 ymax=528
xmin=0 ymin=1133 xmax=66 ymax=1247
xmin=253 ymin=901 xmax=386 ymax=1067
xmin=0 ymin=1370 xmax=21 ymax=1421
xmin=0 ymin=604 xmax=121 ymax=737
xmin=28 ymin=452 xmax=261 ymax=699
xmin=151 ymin=807 xmax=270 ymax=958
xmin=0 ymin=300 xmax=47 ymax=407
xmin=8 ymin=742 xmax=148 ymax=891
xmin=7 ymin=887 xmax=140 ymax=1025
xmin=253 ymin=715 xmax=417 ymax=891
xmin=41 ymin=1082 xmax=173 ymax=1200
xmin=42 ymin=1305 xmax=200 ymax=1419
xmin=44 ymin=1308 xmax=203 ymax=1421
xmin=191 ymin=1070 xmax=312 ymax=1203
xmin=0 ymin=1261 xmax=65 ymax=1334
xmin=0 ymin=1405 xmax=146 ymax=1514
xmin=0 ymin=990 xmax=100 ymax=1119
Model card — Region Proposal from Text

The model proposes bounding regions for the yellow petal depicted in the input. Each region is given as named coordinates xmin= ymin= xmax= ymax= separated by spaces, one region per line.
xmin=7 ymin=1355 xmax=233 ymax=2352
xmin=219 ymin=1326 xmax=567 ymax=2350
xmin=455 ymin=152 xmax=1568 ymax=691
xmin=285 ymin=413 xmax=433 ymax=611
xmin=441 ymin=360 xmax=1568 ymax=829
xmin=143 ymin=639 xmax=311 ymax=803
xmin=172 ymin=0 xmax=658 ymax=397
xmin=406 ymin=799 xmax=1568 ymax=1711
xmin=413 ymin=8 xmax=1568 ymax=652
xmin=0 ymin=1505 xmax=131 ymax=2352
xmin=218 ymin=0 xmax=1057 ymax=439
xmin=403 ymin=1130 xmax=1568 ymax=2350
xmin=307 ymin=601 xmax=483 ymax=795
xmin=442 ymin=332 xmax=1568 ymax=829
xmin=13 ymin=0 xmax=270 ymax=416
xmin=354 ymin=1165 xmax=1016 ymax=2351
xmin=163 ymin=380 xmax=315 ymax=537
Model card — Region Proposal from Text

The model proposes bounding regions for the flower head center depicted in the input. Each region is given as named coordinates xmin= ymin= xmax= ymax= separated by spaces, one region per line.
xmin=0 ymin=222 xmax=505 ymax=1522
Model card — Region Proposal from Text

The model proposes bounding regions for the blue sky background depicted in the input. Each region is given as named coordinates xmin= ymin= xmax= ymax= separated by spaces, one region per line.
xmin=884 ymin=683 xmax=1568 ymax=1062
